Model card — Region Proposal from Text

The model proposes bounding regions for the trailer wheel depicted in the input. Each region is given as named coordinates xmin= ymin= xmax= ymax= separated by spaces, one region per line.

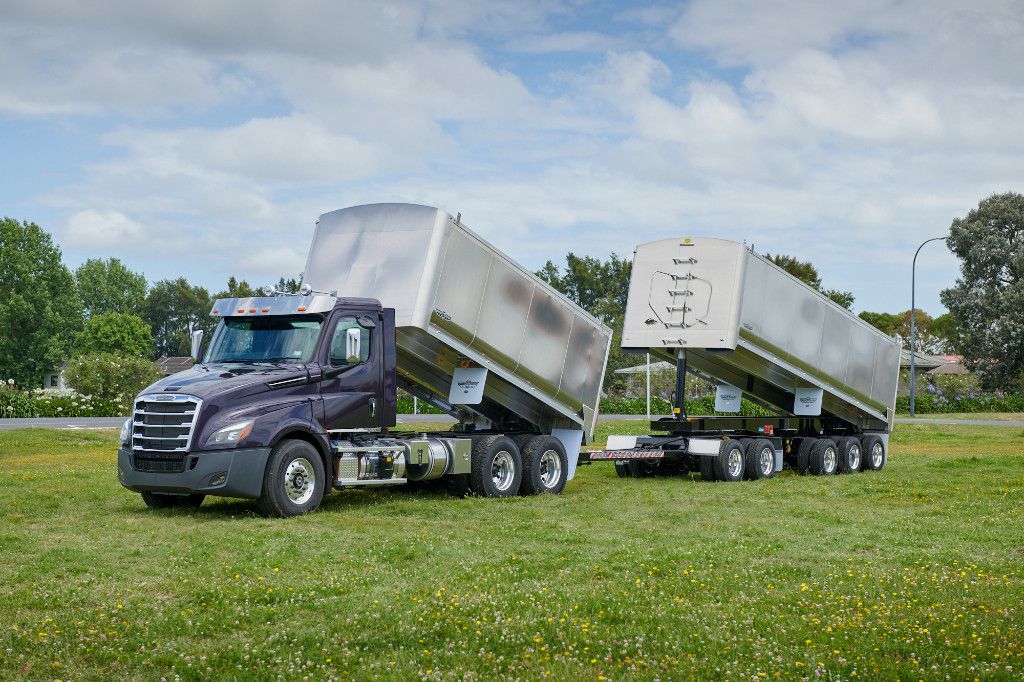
xmin=716 ymin=440 xmax=746 ymax=482
xmin=861 ymin=435 xmax=886 ymax=471
xmin=809 ymin=438 xmax=838 ymax=476
xmin=837 ymin=436 xmax=862 ymax=473
xmin=519 ymin=435 xmax=569 ymax=495
xmin=796 ymin=438 xmax=815 ymax=475
xmin=257 ymin=439 xmax=326 ymax=517
xmin=140 ymin=491 xmax=205 ymax=509
xmin=744 ymin=438 xmax=775 ymax=480
xmin=614 ymin=461 xmax=631 ymax=478
xmin=699 ymin=454 xmax=718 ymax=481
xmin=470 ymin=435 xmax=522 ymax=497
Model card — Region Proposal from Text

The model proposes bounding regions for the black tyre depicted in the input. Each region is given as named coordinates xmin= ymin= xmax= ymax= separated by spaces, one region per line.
xmin=470 ymin=435 xmax=522 ymax=497
xmin=446 ymin=473 xmax=472 ymax=497
xmin=140 ymin=491 xmax=205 ymax=509
xmin=614 ymin=461 xmax=630 ymax=478
xmin=257 ymin=439 xmax=326 ymax=517
xmin=715 ymin=440 xmax=746 ymax=482
xmin=519 ymin=435 xmax=569 ymax=495
xmin=744 ymin=438 xmax=776 ymax=480
xmin=699 ymin=454 xmax=718 ymax=481
xmin=809 ymin=438 xmax=839 ymax=476
xmin=837 ymin=436 xmax=863 ymax=473
xmin=796 ymin=437 xmax=815 ymax=475
xmin=861 ymin=434 xmax=886 ymax=471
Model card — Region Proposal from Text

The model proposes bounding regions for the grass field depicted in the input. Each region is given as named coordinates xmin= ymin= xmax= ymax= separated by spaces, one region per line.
xmin=1 ymin=422 xmax=1023 ymax=681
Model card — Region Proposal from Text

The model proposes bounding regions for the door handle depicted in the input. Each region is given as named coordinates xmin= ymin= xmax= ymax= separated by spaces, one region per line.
xmin=368 ymin=398 xmax=376 ymax=418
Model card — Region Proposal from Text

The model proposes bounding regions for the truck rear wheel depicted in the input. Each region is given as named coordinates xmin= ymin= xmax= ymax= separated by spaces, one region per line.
xmin=257 ymin=439 xmax=325 ymax=517
xmin=141 ymin=491 xmax=205 ymax=509
xmin=470 ymin=435 xmax=522 ymax=497
xmin=809 ymin=438 xmax=838 ymax=475
xmin=519 ymin=435 xmax=568 ymax=495
xmin=715 ymin=440 xmax=745 ymax=482
xmin=837 ymin=436 xmax=862 ymax=473
xmin=861 ymin=435 xmax=886 ymax=471
xmin=744 ymin=438 xmax=775 ymax=480
xmin=796 ymin=437 xmax=815 ymax=475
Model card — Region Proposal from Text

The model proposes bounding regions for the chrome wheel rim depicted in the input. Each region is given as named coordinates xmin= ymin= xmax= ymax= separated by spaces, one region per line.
xmin=871 ymin=443 xmax=883 ymax=468
xmin=824 ymin=446 xmax=837 ymax=473
xmin=285 ymin=457 xmax=316 ymax=505
xmin=539 ymin=449 xmax=562 ymax=488
xmin=727 ymin=448 xmax=743 ymax=478
xmin=492 ymin=450 xmax=515 ymax=491
xmin=759 ymin=446 xmax=774 ymax=475
xmin=849 ymin=444 xmax=862 ymax=470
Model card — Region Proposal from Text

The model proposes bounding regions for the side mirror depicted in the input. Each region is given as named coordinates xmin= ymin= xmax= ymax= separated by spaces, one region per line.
xmin=190 ymin=329 xmax=204 ymax=362
xmin=345 ymin=327 xmax=361 ymax=364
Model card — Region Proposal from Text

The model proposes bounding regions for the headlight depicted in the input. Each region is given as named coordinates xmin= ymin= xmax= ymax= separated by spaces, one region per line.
xmin=119 ymin=418 xmax=132 ymax=446
xmin=206 ymin=420 xmax=254 ymax=447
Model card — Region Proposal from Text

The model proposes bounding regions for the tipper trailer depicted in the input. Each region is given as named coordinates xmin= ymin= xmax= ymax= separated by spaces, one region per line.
xmin=117 ymin=203 xmax=612 ymax=516
xmin=589 ymin=237 xmax=901 ymax=481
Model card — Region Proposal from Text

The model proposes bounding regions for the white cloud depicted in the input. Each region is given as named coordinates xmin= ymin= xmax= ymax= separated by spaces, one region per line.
xmin=64 ymin=209 xmax=145 ymax=247
xmin=2 ymin=0 xmax=1022 ymax=316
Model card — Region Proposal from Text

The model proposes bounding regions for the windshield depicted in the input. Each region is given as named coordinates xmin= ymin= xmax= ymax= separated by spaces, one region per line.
xmin=205 ymin=315 xmax=323 ymax=364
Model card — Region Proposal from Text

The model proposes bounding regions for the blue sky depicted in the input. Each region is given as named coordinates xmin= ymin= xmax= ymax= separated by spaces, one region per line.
xmin=2 ymin=0 xmax=1022 ymax=314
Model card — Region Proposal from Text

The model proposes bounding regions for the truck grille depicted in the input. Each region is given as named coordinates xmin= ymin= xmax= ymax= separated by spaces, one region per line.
xmin=132 ymin=394 xmax=201 ymax=458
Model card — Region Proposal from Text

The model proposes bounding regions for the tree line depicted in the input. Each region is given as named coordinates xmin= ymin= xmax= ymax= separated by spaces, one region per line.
xmin=0 ymin=216 xmax=298 ymax=388
xmin=3 ymin=192 xmax=1021 ymax=392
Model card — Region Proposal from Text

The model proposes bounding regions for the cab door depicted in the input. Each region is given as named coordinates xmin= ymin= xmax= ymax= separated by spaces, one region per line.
xmin=319 ymin=312 xmax=382 ymax=430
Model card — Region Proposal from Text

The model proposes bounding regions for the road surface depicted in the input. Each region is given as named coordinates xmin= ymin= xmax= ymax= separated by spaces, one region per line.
xmin=2 ymin=415 xmax=1022 ymax=430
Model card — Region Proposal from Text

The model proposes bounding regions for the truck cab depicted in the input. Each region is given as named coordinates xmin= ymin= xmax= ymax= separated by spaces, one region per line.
xmin=118 ymin=290 xmax=573 ymax=516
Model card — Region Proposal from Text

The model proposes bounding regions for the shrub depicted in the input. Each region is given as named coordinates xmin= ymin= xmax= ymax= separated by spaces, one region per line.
xmin=0 ymin=385 xmax=38 ymax=418
xmin=600 ymin=395 xmax=775 ymax=416
xmin=30 ymin=390 xmax=124 ymax=417
xmin=64 ymin=353 xmax=160 ymax=413
xmin=395 ymin=390 xmax=444 ymax=415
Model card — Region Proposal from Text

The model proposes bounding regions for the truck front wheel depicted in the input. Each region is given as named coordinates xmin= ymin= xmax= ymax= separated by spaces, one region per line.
xmin=519 ymin=435 xmax=568 ymax=495
xmin=141 ymin=491 xmax=205 ymax=509
xmin=258 ymin=439 xmax=326 ymax=517
xmin=470 ymin=435 xmax=522 ymax=497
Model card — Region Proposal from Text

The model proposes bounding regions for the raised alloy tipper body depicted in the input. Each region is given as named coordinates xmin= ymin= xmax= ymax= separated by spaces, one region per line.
xmin=592 ymin=237 xmax=900 ymax=481
xmin=117 ymin=204 xmax=612 ymax=516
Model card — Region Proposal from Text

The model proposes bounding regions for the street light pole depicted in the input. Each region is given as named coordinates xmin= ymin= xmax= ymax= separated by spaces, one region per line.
xmin=910 ymin=236 xmax=948 ymax=417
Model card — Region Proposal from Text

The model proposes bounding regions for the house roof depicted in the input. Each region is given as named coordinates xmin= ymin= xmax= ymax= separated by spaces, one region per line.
xmin=157 ymin=356 xmax=194 ymax=375
xmin=927 ymin=362 xmax=969 ymax=375
xmin=899 ymin=349 xmax=947 ymax=369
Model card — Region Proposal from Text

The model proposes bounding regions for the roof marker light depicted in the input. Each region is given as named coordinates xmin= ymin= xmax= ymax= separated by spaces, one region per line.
xmin=237 ymin=309 xmax=244 ymax=313
xmin=212 ymin=309 xmax=219 ymax=314
xmin=297 ymin=307 xmax=307 ymax=312
xmin=261 ymin=308 xmax=269 ymax=313
xmin=248 ymin=309 xmax=256 ymax=313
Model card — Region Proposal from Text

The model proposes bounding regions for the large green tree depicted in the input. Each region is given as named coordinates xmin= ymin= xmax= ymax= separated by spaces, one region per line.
xmin=74 ymin=312 xmax=153 ymax=358
xmin=940 ymin=191 xmax=1024 ymax=388
xmin=858 ymin=311 xmax=902 ymax=337
xmin=74 ymin=258 xmax=148 ymax=318
xmin=537 ymin=253 xmax=633 ymax=388
xmin=144 ymin=278 xmax=213 ymax=358
xmin=859 ymin=309 xmax=958 ymax=354
xmin=213 ymin=276 xmax=258 ymax=299
xmin=0 ymin=218 xmax=83 ymax=387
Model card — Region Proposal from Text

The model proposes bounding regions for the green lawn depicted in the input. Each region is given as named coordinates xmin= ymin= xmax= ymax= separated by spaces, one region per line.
xmin=1 ymin=422 xmax=1022 ymax=680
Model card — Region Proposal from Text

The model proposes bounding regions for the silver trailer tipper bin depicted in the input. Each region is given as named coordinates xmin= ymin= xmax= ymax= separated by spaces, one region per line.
xmin=622 ymin=237 xmax=900 ymax=431
xmin=303 ymin=203 xmax=612 ymax=446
